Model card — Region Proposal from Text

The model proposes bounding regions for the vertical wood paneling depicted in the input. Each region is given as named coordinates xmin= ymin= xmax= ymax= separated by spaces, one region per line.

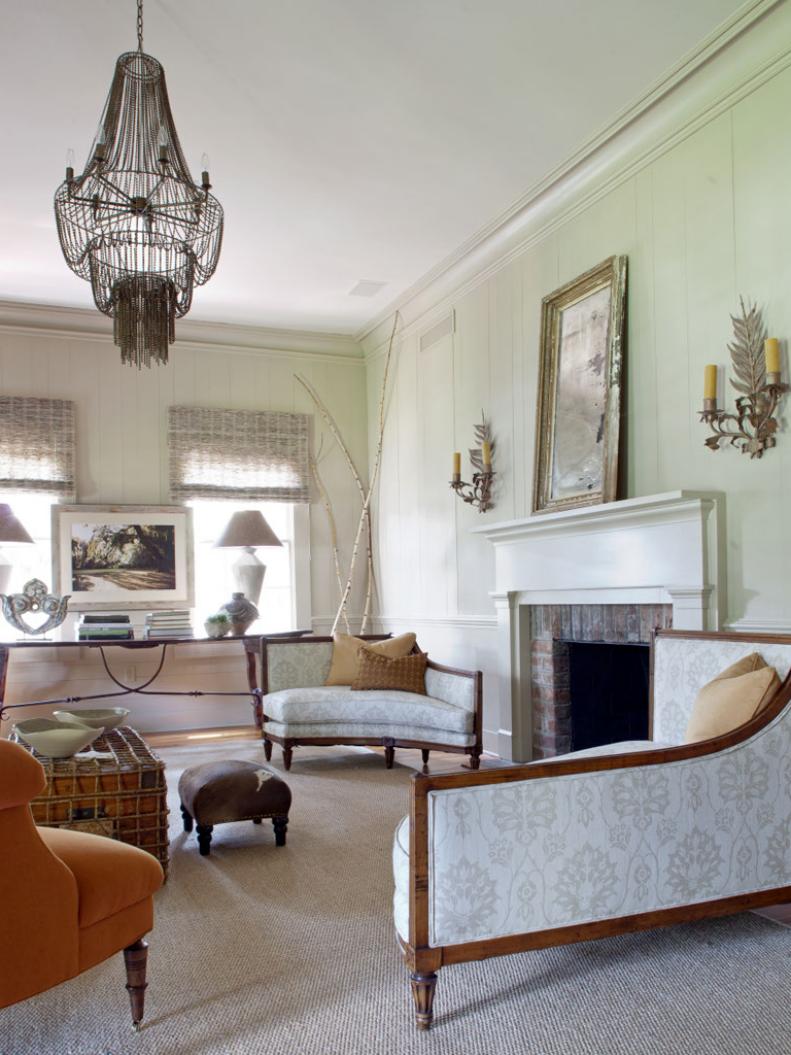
xmin=369 ymin=48 xmax=791 ymax=746
xmin=417 ymin=334 xmax=456 ymax=616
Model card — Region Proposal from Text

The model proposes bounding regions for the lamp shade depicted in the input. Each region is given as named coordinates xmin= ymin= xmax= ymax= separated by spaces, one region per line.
xmin=0 ymin=504 xmax=34 ymax=545
xmin=214 ymin=510 xmax=282 ymax=550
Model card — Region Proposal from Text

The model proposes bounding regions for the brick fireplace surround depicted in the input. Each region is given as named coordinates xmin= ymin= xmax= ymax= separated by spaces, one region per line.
xmin=530 ymin=603 xmax=673 ymax=758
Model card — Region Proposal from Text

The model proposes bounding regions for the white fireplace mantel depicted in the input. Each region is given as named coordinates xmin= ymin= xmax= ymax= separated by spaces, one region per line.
xmin=472 ymin=491 xmax=723 ymax=760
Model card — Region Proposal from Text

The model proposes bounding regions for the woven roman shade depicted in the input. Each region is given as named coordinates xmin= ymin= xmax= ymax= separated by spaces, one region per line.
xmin=0 ymin=397 xmax=76 ymax=499
xmin=168 ymin=405 xmax=310 ymax=503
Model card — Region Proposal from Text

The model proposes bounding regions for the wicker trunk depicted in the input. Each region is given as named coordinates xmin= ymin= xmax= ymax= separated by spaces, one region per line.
xmin=11 ymin=726 xmax=169 ymax=876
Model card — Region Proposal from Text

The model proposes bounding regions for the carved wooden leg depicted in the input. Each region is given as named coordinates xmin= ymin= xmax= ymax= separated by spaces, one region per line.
xmin=272 ymin=815 xmax=288 ymax=846
xmin=180 ymin=804 xmax=193 ymax=833
xmin=282 ymin=746 xmax=293 ymax=771
xmin=263 ymin=738 xmax=273 ymax=761
xmin=410 ymin=971 xmax=437 ymax=1031
xmin=383 ymin=738 xmax=395 ymax=769
xmin=469 ymin=748 xmax=482 ymax=770
xmin=196 ymin=824 xmax=213 ymax=856
xmin=421 ymin=749 xmax=430 ymax=766
xmin=123 ymin=939 xmax=148 ymax=1032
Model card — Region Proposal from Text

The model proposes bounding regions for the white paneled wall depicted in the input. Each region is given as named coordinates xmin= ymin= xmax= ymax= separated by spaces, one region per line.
xmin=0 ymin=318 xmax=368 ymax=732
xmin=363 ymin=16 xmax=791 ymax=751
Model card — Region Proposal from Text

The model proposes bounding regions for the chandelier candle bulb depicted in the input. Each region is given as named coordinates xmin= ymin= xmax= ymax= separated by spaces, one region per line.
xmin=482 ymin=440 xmax=492 ymax=468
xmin=703 ymin=364 xmax=718 ymax=403
xmin=765 ymin=338 xmax=781 ymax=379
xmin=452 ymin=452 xmax=461 ymax=480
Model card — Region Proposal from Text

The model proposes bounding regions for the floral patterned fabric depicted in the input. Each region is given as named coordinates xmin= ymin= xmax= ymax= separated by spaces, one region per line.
xmin=265 ymin=642 xmax=334 ymax=693
xmin=424 ymin=668 xmax=477 ymax=713
xmin=265 ymin=719 xmax=475 ymax=748
xmin=652 ymin=636 xmax=791 ymax=743
xmin=263 ymin=686 xmax=473 ymax=734
xmin=393 ymin=635 xmax=791 ymax=948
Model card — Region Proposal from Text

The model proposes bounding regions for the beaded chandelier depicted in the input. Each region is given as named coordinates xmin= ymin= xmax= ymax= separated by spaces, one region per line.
xmin=53 ymin=0 xmax=223 ymax=368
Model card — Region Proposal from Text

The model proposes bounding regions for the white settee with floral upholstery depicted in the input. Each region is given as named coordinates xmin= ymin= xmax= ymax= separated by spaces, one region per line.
xmin=393 ymin=629 xmax=791 ymax=1029
xmin=259 ymin=636 xmax=482 ymax=771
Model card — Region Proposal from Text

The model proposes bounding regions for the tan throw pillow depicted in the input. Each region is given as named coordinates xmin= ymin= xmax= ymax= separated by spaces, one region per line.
xmin=351 ymin=649 xmax=428 ymax=695
xmin=325 ymin=632 xmax=417 ymax=686
xmin=684 ymin=652 xmax=780 ymax=744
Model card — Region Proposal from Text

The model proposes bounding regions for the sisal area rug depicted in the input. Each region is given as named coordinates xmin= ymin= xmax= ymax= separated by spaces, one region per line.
xmin=2 ymin=739 xmax=790 ymax=1055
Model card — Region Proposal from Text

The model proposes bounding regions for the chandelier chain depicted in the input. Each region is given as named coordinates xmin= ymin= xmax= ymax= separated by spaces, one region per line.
xmin=137 ymin=0 xmax=143 ymax=52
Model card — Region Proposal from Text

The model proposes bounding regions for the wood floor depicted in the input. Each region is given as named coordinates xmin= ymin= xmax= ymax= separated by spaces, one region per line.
xmin=144 ymin=725 xmax=790 ymax=928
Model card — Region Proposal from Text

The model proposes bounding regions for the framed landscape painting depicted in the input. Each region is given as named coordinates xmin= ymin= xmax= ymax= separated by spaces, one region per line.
xmin=532 ymin=255 xmax=627 ymax=514
xmin=52 ymin=504 xmax=194 ymax=611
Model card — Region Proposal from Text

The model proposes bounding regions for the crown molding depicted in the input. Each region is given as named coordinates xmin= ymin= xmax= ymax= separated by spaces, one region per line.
xmin=0 ymin=299 xmax=364 ymax=364
xmin=358 ymin=0 xmax=785 ymax=352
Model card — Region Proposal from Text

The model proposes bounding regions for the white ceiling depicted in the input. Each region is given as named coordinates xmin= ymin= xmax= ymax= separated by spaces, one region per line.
xmin=0 ymin=0 xmax=747 ymax=335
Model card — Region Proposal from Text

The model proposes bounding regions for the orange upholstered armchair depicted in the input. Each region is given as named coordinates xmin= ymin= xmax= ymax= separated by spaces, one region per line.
xmin=0 ymin=737 xmax=164 ymax=1029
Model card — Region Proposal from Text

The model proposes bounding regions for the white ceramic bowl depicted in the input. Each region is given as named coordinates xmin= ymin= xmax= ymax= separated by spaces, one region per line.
xmin=15 ymin=718 xmax=103 ymax=758
xmin=52 ymin=707 xmax=130 ymax=730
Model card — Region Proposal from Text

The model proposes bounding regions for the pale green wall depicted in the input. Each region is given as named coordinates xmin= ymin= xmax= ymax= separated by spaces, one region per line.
xmin=364 ymin=11 xmax=791 ymax=745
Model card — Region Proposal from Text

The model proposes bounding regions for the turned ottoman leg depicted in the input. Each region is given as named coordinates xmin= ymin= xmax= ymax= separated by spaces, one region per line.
xmin=421 ymin=749 xmax=430 ymax=766
xmin=263 ymin=738 xmax=273 ymax=761
xmin=252 ymin=817 xmax=262 ymax=825
xmin=272 ymin=815 xmax=288 ymax=846
xmin=123 ymin=939 xmax=149 ymax=1032
xmin=469 ymin=748 xmax=482 ymax=770
xmin=180 ymin=804 xmax=193 ymax=833
xmin=410 ymin=971 xmax=437 ymax=1031
xmin=282 ymin=746 xmax=293 ymax=771
xmin=196 ymin=824 xmax=213 ymax=856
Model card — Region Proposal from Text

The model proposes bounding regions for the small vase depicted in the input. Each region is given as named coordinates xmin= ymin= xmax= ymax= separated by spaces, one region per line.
xmin=219 ymin=593 xmax=259 ymax=636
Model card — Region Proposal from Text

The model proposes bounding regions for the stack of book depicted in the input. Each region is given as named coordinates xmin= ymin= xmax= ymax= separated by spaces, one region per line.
xmin=143 ymin=610 xmax=194 ymax=640
xmin=78 ymin=614 xmax=134 ymax=641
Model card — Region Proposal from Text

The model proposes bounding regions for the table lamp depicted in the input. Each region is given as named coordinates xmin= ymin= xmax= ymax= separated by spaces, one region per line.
xmin=214 ymin=510 xmax=282 ymax=608
xmin=0 ymin=503 xmax=34 ymax=594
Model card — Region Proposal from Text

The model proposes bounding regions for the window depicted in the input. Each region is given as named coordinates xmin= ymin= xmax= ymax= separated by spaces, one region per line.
xmin=190 ymin=500 xmax=309 ymax=633
xmin=0 ymin=493 xmax=56 ymax=593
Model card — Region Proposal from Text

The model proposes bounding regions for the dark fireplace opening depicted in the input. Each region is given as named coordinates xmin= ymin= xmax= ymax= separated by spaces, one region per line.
xmin=566 ymin=641 xmax=650 ymax=752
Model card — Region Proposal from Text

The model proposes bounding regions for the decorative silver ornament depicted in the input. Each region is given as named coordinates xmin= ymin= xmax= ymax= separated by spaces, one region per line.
xmin=1 ymin=579 xmax=70 ymax=636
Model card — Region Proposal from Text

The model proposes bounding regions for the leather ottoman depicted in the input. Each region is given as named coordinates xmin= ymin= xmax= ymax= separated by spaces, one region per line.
xmin=177 ymin=760 xmax=291 ymax=857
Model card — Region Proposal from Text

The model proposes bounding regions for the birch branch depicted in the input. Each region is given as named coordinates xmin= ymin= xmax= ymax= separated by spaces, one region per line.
xmin=309 ymin=452 xmax=350 ymax=633
xmin=295 ymin=373 xmax=369 ymax=631
xmin=332 ymin=311 xmax=399 ymax=633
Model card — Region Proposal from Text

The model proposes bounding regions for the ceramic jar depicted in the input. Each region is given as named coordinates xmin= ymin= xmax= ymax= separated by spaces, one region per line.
xmin=219 ymin=593 xmax=259 ymax=635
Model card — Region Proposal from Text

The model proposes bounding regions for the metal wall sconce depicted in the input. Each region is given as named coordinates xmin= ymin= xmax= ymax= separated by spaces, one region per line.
xmin=700 ymin=299 xmax=788 ymax=459
xmin=450 ymin=415 xmax=495 ymax=513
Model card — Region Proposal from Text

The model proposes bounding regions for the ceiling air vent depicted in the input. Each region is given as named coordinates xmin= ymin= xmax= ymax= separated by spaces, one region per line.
xmin=349 ymin=279 xmax=387 ymax=298
xmin=419 ymin=311 xmax=455 ymax=352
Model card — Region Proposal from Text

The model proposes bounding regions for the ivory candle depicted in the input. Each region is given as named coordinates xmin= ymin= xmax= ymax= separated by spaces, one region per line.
xmin=482 ymin=441 xmax=492 ymax=468
xmin=703 ymin=364 xmax=717 ymax=402
xmin=452 ymin=451 xmax=461 ymax=477
xmin=765 ymin=338 xmax=781 ymax=376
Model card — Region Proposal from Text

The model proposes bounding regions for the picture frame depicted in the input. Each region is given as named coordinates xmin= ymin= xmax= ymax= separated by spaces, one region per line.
xmin=532 ymin=255 xmax=627 ymax=514
xmin=52 ymin=504 xmax=194 ymax=611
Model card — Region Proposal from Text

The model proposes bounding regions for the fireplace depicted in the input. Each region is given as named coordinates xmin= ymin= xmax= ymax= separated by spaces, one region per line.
xmin=530 ymin=603 xmax=670 ymax=757
xmin=474 ymin=491 xmax=722 ymax=761
xmin=567 ymin=642 xmax=649 ymax=751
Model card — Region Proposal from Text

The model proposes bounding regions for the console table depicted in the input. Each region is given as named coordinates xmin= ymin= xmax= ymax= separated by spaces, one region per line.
xmin=0 ymin=629 xmax=310 ymax=732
